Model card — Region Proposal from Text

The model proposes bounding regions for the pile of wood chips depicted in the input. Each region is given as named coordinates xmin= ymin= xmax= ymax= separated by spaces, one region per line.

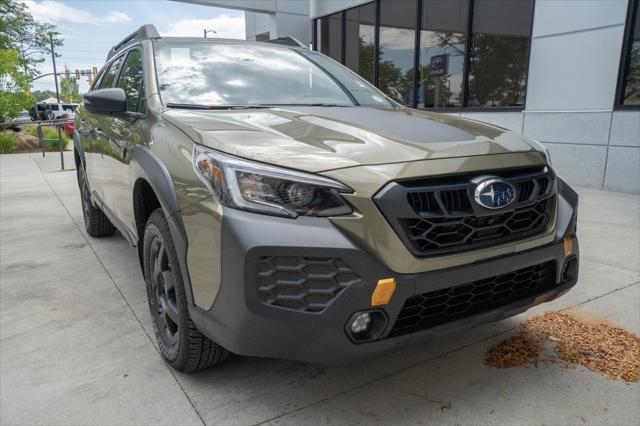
xmin=485 ymin=311 xmax=640 ymax=382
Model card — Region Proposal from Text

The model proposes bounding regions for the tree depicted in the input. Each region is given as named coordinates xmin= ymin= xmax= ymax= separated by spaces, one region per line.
xmin=0 ymin=48 xmax=34 ymax=122
xmin=60 ymin=74 xmax=81 ymax=103
xmin=467 ymin=34 xmax=528 ymax=107
xmin=31 ymin=89 xmax=57 ymax=102
xmin=0 ymin=0 xmax=63 ymax=80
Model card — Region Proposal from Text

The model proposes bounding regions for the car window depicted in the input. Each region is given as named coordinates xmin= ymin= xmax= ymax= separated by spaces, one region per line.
xmin=92 ymin=67 xmax=107 ymax=90
xmin=99 ymin=55 xmax=125 ymax=89
xmin=116 ymin=49 xmax=145 ymax=113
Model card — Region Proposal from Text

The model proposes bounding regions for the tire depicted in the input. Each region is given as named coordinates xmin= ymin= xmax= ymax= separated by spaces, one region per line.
xmin=143 ymin=208 xmax=228 ymax=372
xmin=77 ymin=166 xmax=116 ymax=237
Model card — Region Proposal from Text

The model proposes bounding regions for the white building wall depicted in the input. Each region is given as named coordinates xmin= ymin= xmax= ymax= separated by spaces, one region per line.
xmin=310 ymin=0 xmax=370 ymax=18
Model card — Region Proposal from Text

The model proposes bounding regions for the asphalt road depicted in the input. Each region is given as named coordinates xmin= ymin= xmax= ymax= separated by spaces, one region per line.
xmin=1 ymin=152 xmax=639 ymax=425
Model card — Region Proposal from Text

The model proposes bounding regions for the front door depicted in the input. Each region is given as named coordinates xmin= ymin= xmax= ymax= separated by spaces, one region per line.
xmin=80 ymin=53 xmax=126 ymax=203
xmin=99 ymin=48 xmax=146 ymax=233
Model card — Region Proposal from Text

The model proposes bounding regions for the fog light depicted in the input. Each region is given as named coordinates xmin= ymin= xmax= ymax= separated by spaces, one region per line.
xmin=350 ymin=312 xmax=371 ymax=334
xmin=346 ymin=310 xmax=388 ymax=343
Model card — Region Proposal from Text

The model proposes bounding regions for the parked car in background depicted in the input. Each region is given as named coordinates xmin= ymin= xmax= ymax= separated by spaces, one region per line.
xmin=9 ymin=110 xmax=32 ymax=124
xmin=75 ymin=25 xmax=579 ymax=372
xmin=35 ymin=101 xmax=79 ymax=120
xmin=58 ymin=113 xmax=75 ymax=137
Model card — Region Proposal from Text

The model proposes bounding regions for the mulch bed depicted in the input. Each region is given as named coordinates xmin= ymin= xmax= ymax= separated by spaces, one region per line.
xmin=485 ymin=311 xmax=640 ymax=382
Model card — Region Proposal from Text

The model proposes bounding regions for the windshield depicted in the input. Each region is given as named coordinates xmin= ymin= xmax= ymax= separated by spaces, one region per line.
xmin=154 ymin=41 xmax=395 ymax=108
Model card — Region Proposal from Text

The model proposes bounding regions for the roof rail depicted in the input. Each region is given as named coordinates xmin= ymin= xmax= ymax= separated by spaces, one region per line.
xmin=107 ymin=24 xmax=161 ymax=60
xmin=266 ymin=36 xmax=307 ymax=48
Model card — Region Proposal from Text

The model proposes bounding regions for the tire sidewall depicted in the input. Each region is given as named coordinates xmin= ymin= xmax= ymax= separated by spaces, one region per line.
xmin=143 ymin=210 xmax=190 ymax=367
xmin=78 ymin=167 xmax=91 ymax=232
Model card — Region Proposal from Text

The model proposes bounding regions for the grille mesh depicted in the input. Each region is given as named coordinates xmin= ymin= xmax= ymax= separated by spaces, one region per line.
xmin=375 ymin=166 xmax=556 ymax=257
xmin=390 ymin=261 xmax=556 ymax=337
xmin=405 ymin=198 xmax=553 ymax=254
xmin=257 ymin=256 xmax=360 ymax=313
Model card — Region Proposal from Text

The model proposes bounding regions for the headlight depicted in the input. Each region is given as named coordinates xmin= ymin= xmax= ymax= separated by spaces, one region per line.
xmin=193 ymin=145 xmax=353 ymax=218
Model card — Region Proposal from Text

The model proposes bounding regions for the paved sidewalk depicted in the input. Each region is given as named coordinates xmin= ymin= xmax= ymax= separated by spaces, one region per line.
xmin=1 ymin=152 xmax=639 ymax=425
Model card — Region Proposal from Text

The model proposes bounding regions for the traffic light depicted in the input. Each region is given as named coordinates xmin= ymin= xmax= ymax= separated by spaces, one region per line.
xmin=92 ymin=67 xmax=97 ymax=77
xmin=75 ymin=69 xmax=80 ymax=79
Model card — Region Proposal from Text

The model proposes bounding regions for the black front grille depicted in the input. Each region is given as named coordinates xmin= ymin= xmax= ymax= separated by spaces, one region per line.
xmin=375 ymin=166 xmax=556 ymax=257
xmin=389 ymin=261 xmax=556 ymax=337
xmin=257 ymin=256 xmax=360 ymax=313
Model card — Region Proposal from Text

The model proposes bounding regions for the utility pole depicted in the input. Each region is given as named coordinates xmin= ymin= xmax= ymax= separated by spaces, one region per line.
xmin=49 ymin=32 xmax=61 ymax=104
xmin=48 ymin=31 xmax=64 ymax=170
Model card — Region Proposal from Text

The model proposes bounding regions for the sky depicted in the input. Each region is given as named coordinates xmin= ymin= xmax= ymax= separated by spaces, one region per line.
xmin=24 ymin=0 xmax=246 ymax=94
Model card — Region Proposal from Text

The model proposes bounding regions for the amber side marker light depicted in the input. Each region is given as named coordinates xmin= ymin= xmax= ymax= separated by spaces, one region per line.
xmin=563 ymin=236 xmax=573 ymax=257
xmin=371 ymin=278 xmax=396 ymax=306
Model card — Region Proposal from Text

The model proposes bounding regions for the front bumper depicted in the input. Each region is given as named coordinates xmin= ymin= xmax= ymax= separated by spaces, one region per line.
xmin=189 ymin=181 xmax=579 ymax=364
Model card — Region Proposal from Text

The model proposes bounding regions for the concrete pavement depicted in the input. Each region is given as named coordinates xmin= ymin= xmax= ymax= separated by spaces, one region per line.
xmin=1 ymin=152 xmax=639 ymax=425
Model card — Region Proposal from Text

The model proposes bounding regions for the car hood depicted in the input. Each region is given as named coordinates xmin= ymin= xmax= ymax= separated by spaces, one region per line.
xmin=162 ymin=106 xmax=538 ymax=173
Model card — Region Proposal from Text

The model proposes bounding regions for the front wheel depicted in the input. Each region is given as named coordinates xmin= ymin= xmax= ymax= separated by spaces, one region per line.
xmin=143 ymin=209 xmax=228 ymax=372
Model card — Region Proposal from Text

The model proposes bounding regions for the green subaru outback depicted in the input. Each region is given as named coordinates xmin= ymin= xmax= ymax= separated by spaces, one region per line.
xmin=74 ymin=25 xmax=579 ymax=372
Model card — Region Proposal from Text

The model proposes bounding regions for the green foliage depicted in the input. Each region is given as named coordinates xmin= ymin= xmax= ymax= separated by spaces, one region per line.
xmin=0 ymin=131 xmax=19 ymax=153
xmin=0 ymin=48 xmax=34 ymax=122
xmin=37 ymin=126 xmax=69 ymax=150
xmin=21 ymin=123 xmax=37 ymax=136
xmin=467 ymin=34 xmax=528 ymax=107
xmin=60 ymin=74 xmax=81 ymax=103
xmin=623 ymin=40 xmax=640 ymax=104
xmin=0 ymin=0 xmax=63 ymax=80
xmin=31 ymin=89 xmax=57 ymax=102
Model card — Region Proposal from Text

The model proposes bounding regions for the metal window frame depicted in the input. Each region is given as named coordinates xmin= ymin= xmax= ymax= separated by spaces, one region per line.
xmin=312 ymin=0 xmax=535 ymax=112
xmin=615 ymin=0 xmax=640 ymax=110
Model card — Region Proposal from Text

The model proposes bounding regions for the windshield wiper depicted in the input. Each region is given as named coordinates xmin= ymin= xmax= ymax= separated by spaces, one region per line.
xmin=166 ymin=103 xmax=272 ymax=110
xmin=262 ymin=103 xmax=353 ymax=107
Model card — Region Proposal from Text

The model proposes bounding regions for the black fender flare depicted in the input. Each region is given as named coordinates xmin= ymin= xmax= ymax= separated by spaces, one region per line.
xmin=130 ymin=146 xmax=195 ymax=306
xmin=556 ymin=177 xmax=579 ymax=240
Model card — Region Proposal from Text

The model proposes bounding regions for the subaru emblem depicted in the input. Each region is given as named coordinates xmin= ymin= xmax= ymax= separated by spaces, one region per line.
xmin=474 ymin=178 xmax=516 ymax=209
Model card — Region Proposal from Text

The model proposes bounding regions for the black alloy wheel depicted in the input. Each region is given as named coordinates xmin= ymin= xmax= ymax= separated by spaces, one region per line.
xmin=148 ymin=235 xmax=180 ymax=348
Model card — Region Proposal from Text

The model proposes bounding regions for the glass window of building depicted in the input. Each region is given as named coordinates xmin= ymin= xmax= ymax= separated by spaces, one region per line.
xmin=319 ymin=12 xmax=343 ymax=63
xmin=466 ymin=0 xmax=534 ymax=107
xmin=345 ymin=2 xmax=376 ymax=84
xmin=418 ymin=0 xmax=468 ymax=108
xmin=620 ymin=0 xmax=640 ymax=106
xmin=378 ymin=0 xmax=417 ymax=105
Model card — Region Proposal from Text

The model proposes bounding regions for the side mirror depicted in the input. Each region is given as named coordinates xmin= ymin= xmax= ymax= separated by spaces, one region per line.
xmin=83 ymin=88 xmax=126 ymax=115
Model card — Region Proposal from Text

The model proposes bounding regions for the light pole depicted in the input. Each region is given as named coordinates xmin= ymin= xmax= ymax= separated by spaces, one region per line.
xmin=49 ymin=32 xmax=61 ymax=104
xmin=48 ymin=31 xmax=64 ymax=169
xmin=204 ymin=29 xmax=216 ymax=38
